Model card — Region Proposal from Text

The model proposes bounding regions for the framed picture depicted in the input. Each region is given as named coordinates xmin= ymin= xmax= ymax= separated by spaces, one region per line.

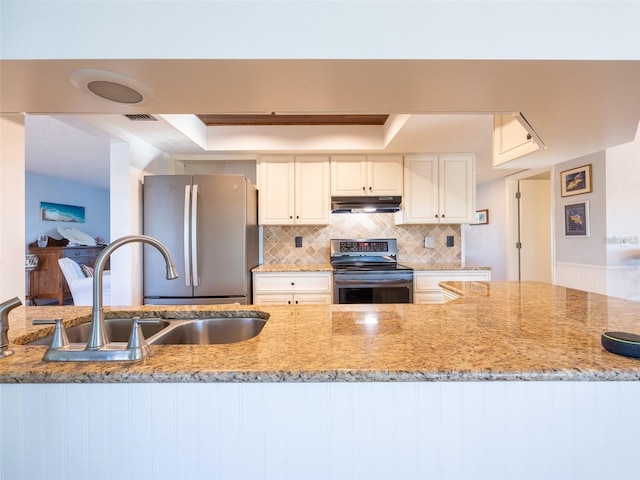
xmin=40 ymin=202 xmax=85 ymax=223
xmin=560 ymin=164 xmax=592 ymax=197
xmin=564 ymin=201 xmax=590 ymax=237
xmin=474 ymin=209 xmax=489 ymax=225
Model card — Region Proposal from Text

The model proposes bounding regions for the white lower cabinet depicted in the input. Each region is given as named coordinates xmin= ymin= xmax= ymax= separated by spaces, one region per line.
xmin=414 ymin=270 xmax=491 ymax=304
xmin=253 ymin=272 xmax=333 ymax=305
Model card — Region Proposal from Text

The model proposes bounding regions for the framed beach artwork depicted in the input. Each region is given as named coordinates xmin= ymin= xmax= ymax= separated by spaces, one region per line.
xmin=564 ymin=201 xmax=590 ymax=237
xmin=40 ymin=202 xmax=85 ymax=223
xmin=560 ymin=164 xmax=592 ymax=197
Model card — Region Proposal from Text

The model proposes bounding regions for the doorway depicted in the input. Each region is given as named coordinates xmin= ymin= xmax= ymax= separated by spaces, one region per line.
xmin=506 ymin=169 xmax=553 ymax=282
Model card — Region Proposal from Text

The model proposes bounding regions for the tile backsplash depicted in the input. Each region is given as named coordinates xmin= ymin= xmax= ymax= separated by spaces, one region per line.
xmin=263 ymin=213 xmax=461 ymax=264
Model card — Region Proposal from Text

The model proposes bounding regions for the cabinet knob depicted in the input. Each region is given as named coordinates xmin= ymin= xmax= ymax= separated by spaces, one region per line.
xmin=295 ymin=300 xmax=299 ymax=304
xmin=435 ymin=214 xmax=439 ymax=218
xmin=368 ymin=186 xmax=372 ymax=191
xmin=442 ymin=214 xmax=445 ymax=218
xmin=362 ymin=186 xmax=365 ymax=191
xmin=288 ymin=300 xmax=291 ymax=304
xmin=296 ymin=215 xmax=299 ymax=219
xmin=289 ymin=215 xmax=293 ymax=219
xmin=291 ymin=282 xmax=295 ymax=286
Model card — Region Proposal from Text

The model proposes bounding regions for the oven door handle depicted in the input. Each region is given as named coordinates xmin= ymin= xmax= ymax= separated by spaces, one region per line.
xmin=333 ymin=279 xmax=413 ymax=286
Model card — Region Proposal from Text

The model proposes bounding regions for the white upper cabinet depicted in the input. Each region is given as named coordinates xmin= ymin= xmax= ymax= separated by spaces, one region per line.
xmin=258 ymin=155 xmax=330 ymax=225
xmin=396 ymin=154 xmax=475 ymax=224
xmin=330 ymin=155 xmax=403 ymax=196
xmin=493 ymin=113 xmax=543 ymax=166
xmin=295 ymin=158 xmax=331 ymax=224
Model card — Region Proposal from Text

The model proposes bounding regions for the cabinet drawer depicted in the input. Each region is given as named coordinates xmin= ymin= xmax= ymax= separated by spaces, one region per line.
xmin=254 ymin=293 xmax=332 ymax=306
xmin=253 ymin=273 xmax=332 ymax=293
xmin=63 ymin=248 xmax=103 ymax=266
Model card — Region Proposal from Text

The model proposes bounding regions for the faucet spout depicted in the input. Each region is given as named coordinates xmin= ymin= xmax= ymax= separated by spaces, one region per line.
xmin=87 ymin=235 xmax=179 ymax=350
xmin=1 ymin=296 xmax=22 ymax=358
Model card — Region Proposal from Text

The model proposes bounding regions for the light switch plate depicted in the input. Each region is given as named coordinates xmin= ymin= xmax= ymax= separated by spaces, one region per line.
xmin=424 ymin=236 xmax=434 ymax=248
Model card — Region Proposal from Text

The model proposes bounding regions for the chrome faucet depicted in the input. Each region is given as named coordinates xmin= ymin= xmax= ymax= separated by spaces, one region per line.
xmin=42 ymin=235 xmax=179 ymax=362
xmin=87 ymin=235 xmax=179 ymax=350
xmin=0 ymin=297 xmax=22 ymax=358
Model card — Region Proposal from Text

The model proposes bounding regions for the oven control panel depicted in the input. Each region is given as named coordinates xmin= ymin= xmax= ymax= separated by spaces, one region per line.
xmin=339 ymin=241 xmax=388 ymax=253
xmin=330 ymin=238 xmax=398 ymax=256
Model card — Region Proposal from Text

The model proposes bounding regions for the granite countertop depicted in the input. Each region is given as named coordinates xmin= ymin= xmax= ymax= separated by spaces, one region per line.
xmin=2 ymin=281 xmax=640 ymax=383
xmin=252 ymin=263 xmax=333 ymax=272
xmin=405 ymin=263 xmax=492 ymax=271
xmin=252 ymin=263 xmax=490 ymax=272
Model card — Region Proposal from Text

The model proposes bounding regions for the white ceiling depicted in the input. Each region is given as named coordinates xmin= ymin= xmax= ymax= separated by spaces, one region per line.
xmin=9 ymin=59 xmax=640 ymax=190
xmin=24 ymin=112 xmax=508 ymax=190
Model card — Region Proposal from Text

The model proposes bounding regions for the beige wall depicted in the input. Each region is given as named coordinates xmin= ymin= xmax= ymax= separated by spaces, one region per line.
xmin=0 ymin=115 xmax=26 ymax=302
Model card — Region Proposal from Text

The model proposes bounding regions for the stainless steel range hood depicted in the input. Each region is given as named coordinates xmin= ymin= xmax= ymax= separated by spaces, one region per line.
xmin=331 ymin=196 xmax=402 ymax=214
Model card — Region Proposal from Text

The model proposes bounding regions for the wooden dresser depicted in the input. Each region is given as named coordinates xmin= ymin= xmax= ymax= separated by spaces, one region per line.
xmin=27 ymin=246 xmax=106 ymax=305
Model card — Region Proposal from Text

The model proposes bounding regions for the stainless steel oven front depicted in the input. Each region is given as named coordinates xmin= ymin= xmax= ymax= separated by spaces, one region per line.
xmin=332 ymin=270 xmax=414 ymax=304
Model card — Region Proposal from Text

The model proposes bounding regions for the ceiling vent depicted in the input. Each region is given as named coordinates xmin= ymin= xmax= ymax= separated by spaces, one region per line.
xmin=124 ymin=114 xmax=157 ymax=121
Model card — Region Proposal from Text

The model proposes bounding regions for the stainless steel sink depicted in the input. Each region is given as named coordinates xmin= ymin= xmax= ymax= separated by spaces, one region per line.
xmin=148 ymin=317 xmax=267 ymax=345
xmin=27 ymin=315 xmax=268 ymax=346
xmin=28 ymin=318 xmax=171 ymax=345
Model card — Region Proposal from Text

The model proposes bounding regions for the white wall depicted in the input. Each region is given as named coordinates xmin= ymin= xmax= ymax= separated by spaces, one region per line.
xmin=463 ymin=177 xmax=507 ymax=280
xmin=109 ymin=138 xmax=172 ymax=306
xmin=554 ymin=151 xmax=607 ymax=266
xmin=604 ymin=122 xmax=640 ymax=301
xmin=2 ymin=1 xmax=639 ymax=60
xmin=25 ymin=172 xmax=110 ymax=247
xmin=0 ymin=115 xmax=26 ymax=302
xmin=553 ymin=123 xmax=640 ymax=300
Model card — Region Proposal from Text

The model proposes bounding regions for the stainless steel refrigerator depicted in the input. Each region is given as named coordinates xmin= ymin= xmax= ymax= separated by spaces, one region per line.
xmin=143 ymin=174 xmax=259 ymax=305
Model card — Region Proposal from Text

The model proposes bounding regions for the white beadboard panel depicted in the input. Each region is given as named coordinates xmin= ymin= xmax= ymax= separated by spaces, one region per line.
xmin=2 ymin=382 xmax=640 ymax=480
xmin=305 ymin=383 xmax=330 ymax=480
xmin=21 ymin=383 xmax=44 ymax=480
xmin=606 ymin=265 xmax=640 ymax=302
xmin=555 ymin=261 xmax=640 ymax=301
xmin=86 ymin=384 xmax=109 ymax=480
xmin=555 ymin=262 xmax=608 ymax=295
xmin=43 ymin=384 xmax=68 ymax=480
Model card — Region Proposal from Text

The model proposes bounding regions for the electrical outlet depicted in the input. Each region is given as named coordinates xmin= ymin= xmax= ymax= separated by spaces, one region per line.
xmin=446 ymin=236 xmax=454 ymax=247
xmin=295 ymin=236 xmax=303 ymax=248
xmin=424 ymin=236 xmax=434 ymax=248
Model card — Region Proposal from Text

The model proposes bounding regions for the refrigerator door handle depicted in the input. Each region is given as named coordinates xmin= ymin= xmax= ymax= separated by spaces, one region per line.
xmin=191 ymin=183 xmax=200 ymax=286
xmin=183 ymin=184 xmax=192 ymax=287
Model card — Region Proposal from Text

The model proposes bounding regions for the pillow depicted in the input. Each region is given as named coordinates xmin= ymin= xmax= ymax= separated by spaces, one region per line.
xmin=81 ymin=264 xmax=94 ymax=277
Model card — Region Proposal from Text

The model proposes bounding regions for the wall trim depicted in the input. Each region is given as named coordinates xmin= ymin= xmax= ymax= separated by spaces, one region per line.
xmin=555 ymin=261 xmax=608 ymax=295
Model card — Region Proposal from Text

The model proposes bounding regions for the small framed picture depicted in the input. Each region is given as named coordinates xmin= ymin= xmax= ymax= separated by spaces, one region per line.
xmin=564 ymin=201 xmax=590 ymax=237
xmin=560 ymin=164 xmax=592 ymax=197
xmin=474 ymin=209 xmax=489 ymax=225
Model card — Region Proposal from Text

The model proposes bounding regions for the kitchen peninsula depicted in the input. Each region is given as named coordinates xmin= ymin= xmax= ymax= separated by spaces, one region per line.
xmin=2 ymin=281 xmax=640 ymax=480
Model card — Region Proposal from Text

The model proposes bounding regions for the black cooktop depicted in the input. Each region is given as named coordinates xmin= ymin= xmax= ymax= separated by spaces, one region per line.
xmin=332 ymin=262 xmax=413 ymax=273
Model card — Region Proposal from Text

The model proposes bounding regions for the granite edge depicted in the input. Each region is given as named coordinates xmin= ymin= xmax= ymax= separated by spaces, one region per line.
xmin=3 ymin=369 xmax=638 ymax=384
xmin=252 ymin=263 xmax=333 ymax=273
